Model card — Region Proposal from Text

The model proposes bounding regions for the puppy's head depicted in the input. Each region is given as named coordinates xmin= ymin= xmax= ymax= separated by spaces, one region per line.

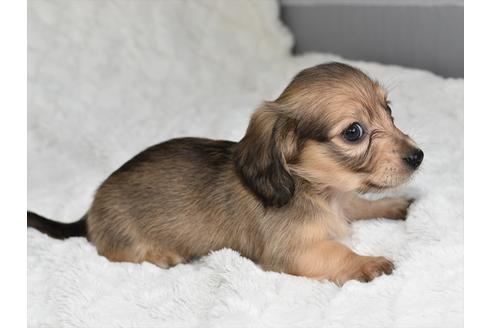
xmin=235 ymin=62 xmax=423 ymax=207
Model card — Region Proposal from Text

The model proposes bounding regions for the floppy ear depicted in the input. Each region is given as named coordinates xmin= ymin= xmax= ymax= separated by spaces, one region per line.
xmin=234 ymin=103 xmax=297 ymax=207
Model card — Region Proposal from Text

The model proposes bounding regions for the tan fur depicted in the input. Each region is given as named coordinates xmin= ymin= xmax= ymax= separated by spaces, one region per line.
xmin=291 ymin=140 xmax=366 ymax=191
xmin=291 ymin=240 xmax=394 ymax=285
xmin=85 ymin=62 xmax=422 ymax=284
xmin=342 ymin=192 xmax=414 ymax=221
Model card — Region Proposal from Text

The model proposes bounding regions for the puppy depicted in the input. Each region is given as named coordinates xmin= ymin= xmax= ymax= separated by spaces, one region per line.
xmin=28 ymin=62 xmax=423 ymax=285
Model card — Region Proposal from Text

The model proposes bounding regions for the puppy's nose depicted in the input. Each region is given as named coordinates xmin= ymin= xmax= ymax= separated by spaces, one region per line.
xmin=403 ymin=148 xmax=424 ymax=169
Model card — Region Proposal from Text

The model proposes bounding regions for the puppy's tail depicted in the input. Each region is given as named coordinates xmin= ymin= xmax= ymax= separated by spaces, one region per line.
xmin=27 ymin=211 xmax=87 ymax=239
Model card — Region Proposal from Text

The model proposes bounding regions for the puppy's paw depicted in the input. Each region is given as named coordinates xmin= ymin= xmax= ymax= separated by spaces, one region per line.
xmin=353 ymin=256 xmax=395 ymax=283
xmin=380 ymin=197 xmax=414 ymax=220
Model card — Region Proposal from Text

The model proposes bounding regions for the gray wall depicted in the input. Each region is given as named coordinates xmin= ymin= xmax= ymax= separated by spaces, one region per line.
xmin=280 ymin=1 xmax=463 ymax=78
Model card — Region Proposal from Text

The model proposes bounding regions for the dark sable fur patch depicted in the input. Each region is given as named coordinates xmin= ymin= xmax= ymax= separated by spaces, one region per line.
xmin=296 ymin=119 xmax=329 ymax=143
xmin=114 ymin=138 xmax=235 ymax=176
xmin=235 ymin=110 xmax=333 ymax=207
xmin=234 ymin=115 xmax=296 ymax=208
xmin=27 ymin=211 xmax=87 ymax=239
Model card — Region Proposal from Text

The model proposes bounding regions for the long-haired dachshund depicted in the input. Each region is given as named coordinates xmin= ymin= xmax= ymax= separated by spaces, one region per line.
xmin=28 ymin=62 xmax=423 ymax=285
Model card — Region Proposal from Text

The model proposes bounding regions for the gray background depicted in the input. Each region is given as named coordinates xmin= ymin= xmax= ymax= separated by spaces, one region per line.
xmin=280 ymin=0 xmax=463 ymax=78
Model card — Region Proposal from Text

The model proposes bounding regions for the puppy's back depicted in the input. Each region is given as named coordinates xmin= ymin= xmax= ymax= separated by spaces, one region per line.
xmin=87 ymin=137 xmax=251 ymax=261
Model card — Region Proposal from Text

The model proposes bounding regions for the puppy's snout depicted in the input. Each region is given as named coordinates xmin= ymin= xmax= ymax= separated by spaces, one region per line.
xmin=403 ymin=148 xmax=424 ymax=170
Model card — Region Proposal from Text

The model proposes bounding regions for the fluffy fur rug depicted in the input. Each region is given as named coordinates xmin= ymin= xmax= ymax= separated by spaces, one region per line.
xmin=28 ymin=0 xmax=463 ymax=327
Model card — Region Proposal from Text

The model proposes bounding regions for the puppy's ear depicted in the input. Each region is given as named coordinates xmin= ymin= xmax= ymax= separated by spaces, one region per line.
xmin=234 ymin=102 xmax=297 ymax=207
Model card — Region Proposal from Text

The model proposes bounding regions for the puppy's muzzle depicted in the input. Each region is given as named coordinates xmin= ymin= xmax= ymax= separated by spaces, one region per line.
xmin=403 ymin=148 xmax=424 ymax=169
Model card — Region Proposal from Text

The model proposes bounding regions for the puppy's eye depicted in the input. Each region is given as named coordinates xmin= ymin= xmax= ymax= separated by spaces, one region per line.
xmin=343 ymin=122 xmax=364 ymax=142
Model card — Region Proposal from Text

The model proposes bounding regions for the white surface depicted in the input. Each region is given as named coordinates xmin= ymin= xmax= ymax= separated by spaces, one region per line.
xmin=28 ymin=0 xmax=463 ymax=327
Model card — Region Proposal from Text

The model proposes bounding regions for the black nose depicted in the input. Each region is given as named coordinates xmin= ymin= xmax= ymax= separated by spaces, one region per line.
xmin=403 ymin=148 xmax=424 ymax=169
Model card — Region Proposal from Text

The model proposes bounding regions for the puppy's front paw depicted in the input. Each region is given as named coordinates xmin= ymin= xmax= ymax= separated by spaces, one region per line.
xmin=353 ymin=256 xmax=395 ymax=283
xmin=380 ymin=197 xmax=414 ymax=220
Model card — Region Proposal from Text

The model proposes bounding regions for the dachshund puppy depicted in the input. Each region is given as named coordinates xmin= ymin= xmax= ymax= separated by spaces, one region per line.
xmin=28 ymin=62 xmax=423 ymax=285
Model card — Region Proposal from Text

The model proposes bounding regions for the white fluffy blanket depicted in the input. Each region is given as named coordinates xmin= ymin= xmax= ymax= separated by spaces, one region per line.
xmin=27 ymin=0 xmax=463 ymax=327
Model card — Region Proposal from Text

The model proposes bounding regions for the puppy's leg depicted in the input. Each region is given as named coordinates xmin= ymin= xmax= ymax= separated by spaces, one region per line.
xmin=342 ymin=192 xmax=413 ymax=221
xmin=143 ymin=247 xmax=185 ymax=269
xmin=291 ymin=240 xmax=394 ymax=285
xmin=99 ymin=245 xmax=184 ymax=269
xmin=99 ymin=247 xmax=142 ymax=264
